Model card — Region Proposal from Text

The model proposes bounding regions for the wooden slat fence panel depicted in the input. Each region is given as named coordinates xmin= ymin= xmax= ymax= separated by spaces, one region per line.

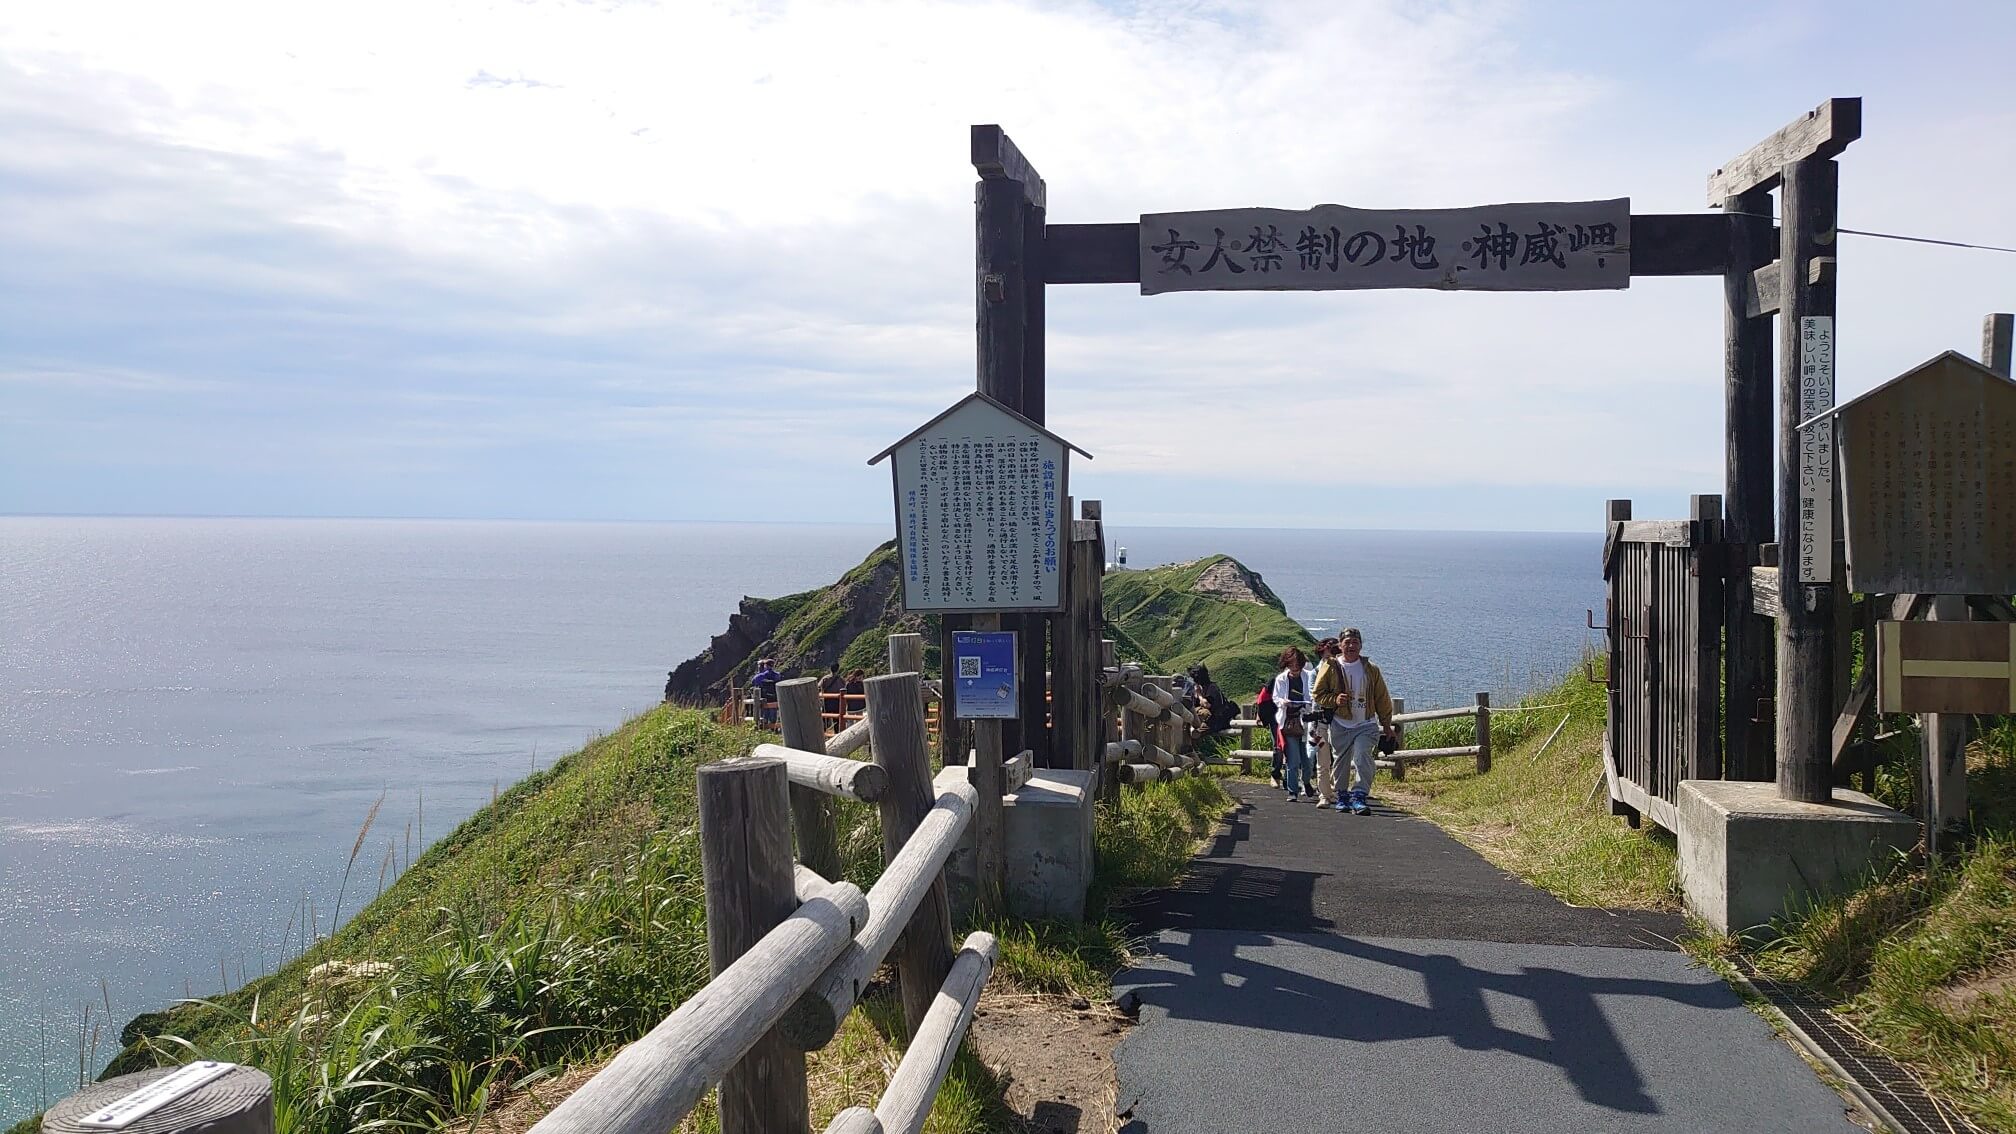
xmin=1604 ymin=498 xmax=1727 ymax=831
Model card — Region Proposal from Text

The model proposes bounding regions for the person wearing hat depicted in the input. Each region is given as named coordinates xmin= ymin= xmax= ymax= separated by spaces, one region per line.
xmin=750 ymin=658 xmax=782 ymax=728
xmin=1312 ymin=627 xmax=1396 ymax=813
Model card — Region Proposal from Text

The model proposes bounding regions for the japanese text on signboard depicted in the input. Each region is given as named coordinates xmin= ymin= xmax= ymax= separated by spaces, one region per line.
xmin=890 ymin=399 xmax=1067 ymax=612
xmin=1798 ymin=316 xmax=1836 ymax=583
xmin=1140 ymin=200 xmax=1630 ymax=294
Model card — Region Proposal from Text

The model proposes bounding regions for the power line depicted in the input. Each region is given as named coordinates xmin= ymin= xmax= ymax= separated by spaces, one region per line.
xmin=1717 ymin=211 xmax=2016 ymax=255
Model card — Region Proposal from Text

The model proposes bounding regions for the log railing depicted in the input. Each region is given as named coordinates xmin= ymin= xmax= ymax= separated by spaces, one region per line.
xmin=1096 ymin=645 xmax=1205 ymax=791
xmin=533 ymin=647 xmax=995 ymax=1134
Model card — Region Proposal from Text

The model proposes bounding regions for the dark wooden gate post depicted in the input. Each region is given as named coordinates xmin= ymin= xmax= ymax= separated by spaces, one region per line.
xmin=973 ymin=125 xmax=1051 ymax=766
xmin=1775 ymin=156 xmax=1839 ymax=803
xmin=1722 ymin=187 xmax=1776 ymax=782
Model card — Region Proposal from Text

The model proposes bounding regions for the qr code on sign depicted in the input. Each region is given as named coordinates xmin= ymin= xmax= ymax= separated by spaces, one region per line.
xmin=958 ymin=657 xmax=981 ymax=679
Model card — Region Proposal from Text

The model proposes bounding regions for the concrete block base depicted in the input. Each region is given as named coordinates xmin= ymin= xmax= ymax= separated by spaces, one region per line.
xmin=1678 ymin=779 xmax=1918 ymax=938
xmin=935 ymin=766 xmax=1095 ymax=923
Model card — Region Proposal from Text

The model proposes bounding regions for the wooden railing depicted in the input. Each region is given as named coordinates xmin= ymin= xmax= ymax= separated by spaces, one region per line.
xmin=730 ymin=687 xmax=944 ymax=737
xmin=533 ymin=635 xmax=994 ymax=1134
xmin=1209 ymin=692 xmax=1512 ymax=782
xmin=1094 ymin=647 xmax=1205 ymax=790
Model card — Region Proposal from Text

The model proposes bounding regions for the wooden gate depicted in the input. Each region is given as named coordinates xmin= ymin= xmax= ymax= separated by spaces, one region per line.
xmin=1602 ymin=495 xmax=1726 ymax=830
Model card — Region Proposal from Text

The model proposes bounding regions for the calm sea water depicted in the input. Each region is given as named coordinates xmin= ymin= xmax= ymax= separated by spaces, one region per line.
xmin=0 ymin=517 xmax=1598 ymax=1121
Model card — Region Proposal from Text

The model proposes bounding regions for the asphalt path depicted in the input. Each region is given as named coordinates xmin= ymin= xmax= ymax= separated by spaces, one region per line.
xmin=1107 ymin=782 xmax=1861 ymax=1133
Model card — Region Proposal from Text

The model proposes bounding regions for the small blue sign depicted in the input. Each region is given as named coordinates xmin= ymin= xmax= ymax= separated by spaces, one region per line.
xmin=952 ymin=631 xmax=1019 ymax=720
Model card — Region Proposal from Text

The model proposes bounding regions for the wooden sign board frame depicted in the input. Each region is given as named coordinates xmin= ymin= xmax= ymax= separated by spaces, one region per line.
xmin=1877 ymin=619 xmax=2016 ymax=715
xmin=1836 ymin=351 xmax=2016 ymax=596
xmin=870 ymin=391 xmax=1088 ymax=615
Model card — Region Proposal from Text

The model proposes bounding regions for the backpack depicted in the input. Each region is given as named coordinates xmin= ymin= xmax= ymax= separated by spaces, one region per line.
xmin=1255 ymin=685 xmax=1278 ymax=730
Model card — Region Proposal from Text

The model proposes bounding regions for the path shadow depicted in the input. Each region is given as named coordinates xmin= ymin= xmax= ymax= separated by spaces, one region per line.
xmin=1120 ymin=929 xmax=1735 ymax=1116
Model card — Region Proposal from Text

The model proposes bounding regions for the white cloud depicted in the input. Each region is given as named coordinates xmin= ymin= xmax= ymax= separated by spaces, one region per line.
xmin=2 ymin=1 xmax=2012 ymax=526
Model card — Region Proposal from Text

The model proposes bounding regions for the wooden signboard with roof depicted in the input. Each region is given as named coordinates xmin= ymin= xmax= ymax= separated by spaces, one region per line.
xmin=1833 ymin=351 xmax=2016 ymax=596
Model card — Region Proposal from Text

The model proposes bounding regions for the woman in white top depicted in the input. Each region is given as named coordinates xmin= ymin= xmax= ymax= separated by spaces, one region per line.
xmin=1271 ymin=646 xmax=1315 ymax=800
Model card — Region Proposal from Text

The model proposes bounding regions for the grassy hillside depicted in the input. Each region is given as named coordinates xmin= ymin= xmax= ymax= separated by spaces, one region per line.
xmin=51 ymin=705 xmax=1229 ymax=1134
xmin=1103 ymin=555 xmax=1314 ymax=698
xmin=1385 ymin=659 xmax=1680 ymax=910
xmin=1738 ymin=724 xmax=2016 ymax=1130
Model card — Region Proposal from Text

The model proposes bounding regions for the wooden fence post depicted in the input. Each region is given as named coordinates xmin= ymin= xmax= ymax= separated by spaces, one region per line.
xmin=1099 ymin=638 xmax=1120 ymax=800
xmin=963 ymin=615 xmax=1008 ymax=915
xmin=1389 ymin=697 xmax=1406 ymax=782
xmin=697 ymin=756 xmax=809 ymax=1134
xmin=1775 ymin=156 xmax=1838 ymax=804
xmin=42 ymin=1066 xmax=274 ymax=1134
xmin=778 ymin=678 xmax=840 ymax=882
xmin=1050 ymin=507 xmax=1085 ymax=773
xmin=889 ymin=632 xmax=926 ymax=726
xmin=865 ymin=671 xmax=957 ymax=1035
xmin=936 ymin=616 xmax=963 ymax=770
xmin=1474 ymin=692 xmax=1492 ymax=774
xmin=888 ymin=632 xmax=923 ymax=678
xmin=1723 ymin=186 xmax=1777 ymax=784
xmin=1984 ymin=312 xmax=2013 ymax=377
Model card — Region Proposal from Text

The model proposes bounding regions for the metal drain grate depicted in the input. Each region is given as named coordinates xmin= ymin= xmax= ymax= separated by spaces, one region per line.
xmin=1734 ymin=959 xmax=1983 ymax=1134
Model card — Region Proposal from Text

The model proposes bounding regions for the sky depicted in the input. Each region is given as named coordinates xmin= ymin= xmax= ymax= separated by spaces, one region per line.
xmin=2 ymin=0 xmax=2011 ymax=531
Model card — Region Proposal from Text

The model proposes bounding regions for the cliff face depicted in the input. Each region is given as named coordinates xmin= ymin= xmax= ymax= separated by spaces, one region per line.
xmin=663 ymin=541 xmax=933 ymax=702
xmin=664 ymin=546 xmax=1309 ymax=710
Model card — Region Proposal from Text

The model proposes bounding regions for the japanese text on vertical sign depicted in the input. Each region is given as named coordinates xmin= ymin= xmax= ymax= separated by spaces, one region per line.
xmin=1798 ymin=316 xmax=1836 ymax=584
xmin=1139 ymin=200 xmax=1630 ymax=294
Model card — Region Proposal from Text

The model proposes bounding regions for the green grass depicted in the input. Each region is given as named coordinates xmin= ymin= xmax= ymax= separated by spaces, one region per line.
xmin=1382 ymin=659 xmax=1680 ymax=911
xmin=1726 ymin=725 xmax=2016 ymax=1131
xmin=1103 ymin=555 xmax=1313 ymax=697
xmin=60 ymin=703 xmax=1228 ymax=1134
xmin=987 ymin=774 xmax=1232 ymax=1002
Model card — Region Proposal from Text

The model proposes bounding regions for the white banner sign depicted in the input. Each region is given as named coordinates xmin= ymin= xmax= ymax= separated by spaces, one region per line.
xmin=1140 ymin=199 xmax=1630 ymax=294
xmin=1798 ymin=316 xmax=1836 ymax=583
xmin=886 ymin=396 xmax=1068 ymax=612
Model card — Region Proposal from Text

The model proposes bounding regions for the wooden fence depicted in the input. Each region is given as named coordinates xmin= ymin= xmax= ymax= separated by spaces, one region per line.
xmin=1600 ymin=495 xmax=1726 ymax=831
xmin=1213 ymin=692 xmax=1497 ymax=781
xmin=731 ymin=687 xmax=945 ymax=737
xmin=1094 ymin=644 xmax=1208 ymax=791
xmin=530 ymin=637 xmax=995 ymax=1134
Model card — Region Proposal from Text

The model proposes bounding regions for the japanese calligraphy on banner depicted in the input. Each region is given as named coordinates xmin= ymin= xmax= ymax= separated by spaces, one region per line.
xmin=1798 ymin=316 xmax=1836 ymax=583
xmin=1139 ymin=199 xmax=1630 ymax=294
xmin=871 ymin=393 xmax=1083 ymax=613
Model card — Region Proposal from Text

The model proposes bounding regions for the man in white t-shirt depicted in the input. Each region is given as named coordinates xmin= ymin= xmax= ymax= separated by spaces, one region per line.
xmin=1312 ymin=627 xmax=1397 ymax=813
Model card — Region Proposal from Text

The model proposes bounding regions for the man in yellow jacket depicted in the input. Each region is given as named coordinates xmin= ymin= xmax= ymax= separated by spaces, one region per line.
xmin=1313 ymin=627 xmax=1396 ymax=813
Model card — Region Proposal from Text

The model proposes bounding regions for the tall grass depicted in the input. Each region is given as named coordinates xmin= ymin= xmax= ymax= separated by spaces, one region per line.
xmin=1743 ymin=725 xmax=2016 ymax=1131
xmin=85 ymin=705 xmax=1231 ymax=1134
xmin=1383 ymin=659 xmax=1680 ymax=910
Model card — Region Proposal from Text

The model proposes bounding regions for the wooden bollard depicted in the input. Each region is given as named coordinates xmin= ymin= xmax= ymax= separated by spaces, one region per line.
xmin=1389 ymin=697 xmax=1406 ymax=782
xmin=698 ymin=756 xmax=809 ymax=1134
xmin=43 ymin=1065 xmax=273 ymax=1134
xmin=779 ymin=678 xmax=840 ymax=881
xmin=1475 ymin=692 xmax=1492 ymax=774
xmin=865 ymin=671 xmax=957 ymax=1037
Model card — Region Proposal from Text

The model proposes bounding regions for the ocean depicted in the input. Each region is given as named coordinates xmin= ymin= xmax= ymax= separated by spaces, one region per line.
xmin=0 ymin=516 xmax=1599 ymax=1121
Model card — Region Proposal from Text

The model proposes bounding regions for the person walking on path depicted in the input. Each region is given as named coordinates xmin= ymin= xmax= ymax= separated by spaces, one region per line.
xmin=1271 ymin=647 xmax=1315 ymax=801
xmin=1309 ymin=638 xmax=1342 ymax=805
xmin=1314 ymin=627 xmax=1396 ymax=813
xmin=818 ymin=663 xmax=844 ymax=729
